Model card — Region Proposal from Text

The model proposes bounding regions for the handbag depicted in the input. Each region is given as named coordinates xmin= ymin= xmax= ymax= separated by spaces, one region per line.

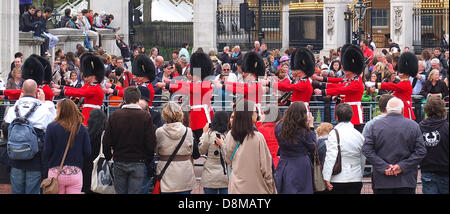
xmin=313 ymin=142 xmax=326 ymax=192
xmin=152 ymin=127 xmax=188 ymax=194
xmin=332 ymin=128 xmax=342 ymax=175
xmin=40 ymin=136 xmax=71 ymax=194
xmin=91 ymin=131 xmax=115 ymax=194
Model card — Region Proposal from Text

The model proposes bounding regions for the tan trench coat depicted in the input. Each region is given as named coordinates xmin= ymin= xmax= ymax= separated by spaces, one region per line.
xmin=199 ymin=131 xmax=229 ymax=189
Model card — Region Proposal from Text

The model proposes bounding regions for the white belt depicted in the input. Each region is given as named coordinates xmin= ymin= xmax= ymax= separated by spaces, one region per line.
xmin=83 ymin=104 xmax=102 ymax=109
xmin=255 ymin=103 xmax=262 ymax=117
xmin=191 ymin=104 xmax=212 ymax=124
xmin=344 ymin=102 xmax=363 ymax=124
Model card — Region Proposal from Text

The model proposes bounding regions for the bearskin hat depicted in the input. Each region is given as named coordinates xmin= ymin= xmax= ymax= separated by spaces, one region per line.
xmin=30 ymin=54 xmax=52 ymax=84
xmin=243 ymin=52 xmax=265 ymax=77
xmin=397 ymin=52 xmax=418 ymax=77
xmin=80 ymin=53 xmax=105 ymax=83
xmin=189 ymin=52 xmax=214 ymax=80
xmin=292 ymin=47 xmax=315 ymax=77
xmin=22 ymin=56 xmax=45 ymax=85
xmin=132 ymin=54 xmax=156 ymax=82
xmin=341 ymin=44 xmax=365 ymax=75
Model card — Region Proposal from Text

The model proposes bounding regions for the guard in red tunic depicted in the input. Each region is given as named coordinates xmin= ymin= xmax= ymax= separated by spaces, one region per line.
xmin=271 ymin=47 xmax=315 ymax=109
xmin=162 ymin=51 xmax=214 ymax=159
xmin=109 ymin=54 xmax=156 ymax=106
xmin=314 ymin=45 xmax=366 ymax=131
xmin=214 ymin=52 xmax=266 ymax=116
xmin=366 ymin=52 xmax=418 ymax=120
xmin=1 ymin=55 xmax=54 ymax=101
xmin=53 ymin=53 xmax=105 ymax=126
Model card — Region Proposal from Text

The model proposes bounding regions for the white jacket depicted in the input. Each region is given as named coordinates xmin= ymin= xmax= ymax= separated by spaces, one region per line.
xmin=322 ymin=122 xmax=366 ymax=183
xmin=4 ymin=97 xmax=56 ymax=130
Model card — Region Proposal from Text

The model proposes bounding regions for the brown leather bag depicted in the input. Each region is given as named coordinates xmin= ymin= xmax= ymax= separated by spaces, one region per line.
xmin=332 ymin=128 xmax=342 ymax=175
xmin=40 ymin=138 xmax=71 ymax=194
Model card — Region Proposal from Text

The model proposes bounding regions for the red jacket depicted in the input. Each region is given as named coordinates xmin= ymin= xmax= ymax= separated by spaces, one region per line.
xmin=325 ymin=75 xmax=365 ymax=125
xmin=274 ymin=77 xmax=313 ymax=104
xmin=2 ymin=84 xmax=54 ymax=101
xmin=113 ymin=81 xmax=156 ymax=106
xmin=378 ymin=80 xmax=415 ymax=120
xmin=64 ymin=83 xmax=104 ymax=126
xmin=257 ymin=122 xmax=280 ymax=169
xmin=224 ymin=81 xmax=264 ymax=104
xmin=362 ymin=46 xmax=374 ymax=62
xmin=169 ymin=81 xmax=214 ymax=131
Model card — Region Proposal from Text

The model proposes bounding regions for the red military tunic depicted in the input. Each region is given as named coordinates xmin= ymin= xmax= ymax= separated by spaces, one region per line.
xmin=113 ymin=81 xmax=156 ymax=106
xmin=223 ymin=81 xmax=264 ymax=104
xmin=2 ymin=84 xmax=54 ymax=101
xmin=169 ymin=80 xmax=214 ymax=131
xmin=273 ymin=77 xmax=313 ymax=104
xmin=324 ymin=75 xmax=365 ymax=125
xmin=377 ymin=79 xmax=415 ymax=120
xmin=64 ymin=83 xmax=104 ymax=126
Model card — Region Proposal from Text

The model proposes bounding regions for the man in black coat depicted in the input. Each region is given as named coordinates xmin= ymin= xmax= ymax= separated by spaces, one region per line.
xmin=20 ymin=6 xmax=36 ymax=32
xmin=363 ymin=97 xmax=426 ymax=194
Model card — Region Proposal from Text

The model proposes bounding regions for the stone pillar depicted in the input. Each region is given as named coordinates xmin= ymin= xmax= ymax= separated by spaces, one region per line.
xmin=0 ymin=0 xmax=19 ymax=82
xmin=19 ymin=32 xmax=44 ymax=59
xmin=320 ymin=0 xmax=352 ymax=58
xmin=90 ymin=0 xmax=129 ymax=45
xmin=390 ymin=0 xmax=415 ymax=51
xmin=281 ymin=0 xmax=290 ymax=52
xmin=193 ymin=0 xmax=217 ymax=53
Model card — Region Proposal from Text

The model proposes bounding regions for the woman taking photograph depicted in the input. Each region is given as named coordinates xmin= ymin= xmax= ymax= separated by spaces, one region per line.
xmin=199 ymin=111 xmax=230 ymax=194
xmin=275 ymin=101 xmax=316 ymax=194
xmin=225 ymin=100 xmax=277 ymax=194
xmin=155 ymin=102 xmax=196 ymax=194
xmin=43 ymin=99 xmax=91 ymax=194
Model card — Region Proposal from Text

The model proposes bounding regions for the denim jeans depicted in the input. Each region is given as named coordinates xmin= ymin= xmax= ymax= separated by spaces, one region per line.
xmin=10 ymin=168 xmax=41 ymax=194
xmin=42 ymin=32 xmax=59 ymax=50
xmin=161 ymin=190 xmax=191 ymax=194
xmin=140 ymin=164 xmax=151 ymax=194
xmin=203 ymin=188 xmax=228 ymax=194
xmin=113 ymin=162 xmax=146 ymax=194
xmin=421 ymin=172 xmax=449 ymax=194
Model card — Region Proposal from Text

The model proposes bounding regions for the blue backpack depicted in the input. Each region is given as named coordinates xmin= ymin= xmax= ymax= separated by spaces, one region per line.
xmin=7 ymin=103 xmax=40 ymax=160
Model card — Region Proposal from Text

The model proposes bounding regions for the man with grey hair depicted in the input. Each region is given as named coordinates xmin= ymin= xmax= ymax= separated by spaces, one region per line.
xmin=178 ymin=56 xmax=188 ymax=76
xmin=362 ymin=97 xmax=426 ymax=194
xmin=410 ymin=60 xmax=427 ymax=95
xmin=215 ymin=63 xmax=237 ymax=83
xmin=154 ymin=56 xmax=164 ymax=75
xmin=219 ymin=46 xmax=231 ymax=64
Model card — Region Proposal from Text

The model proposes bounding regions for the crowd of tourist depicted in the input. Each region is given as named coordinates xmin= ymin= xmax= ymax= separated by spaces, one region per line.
xmin=0 ymin=5 xmax=448 ymax=195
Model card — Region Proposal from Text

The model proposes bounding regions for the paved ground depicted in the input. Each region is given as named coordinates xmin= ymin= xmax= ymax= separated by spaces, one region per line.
xmin=0 ymin=158 xmax=423 ymax=194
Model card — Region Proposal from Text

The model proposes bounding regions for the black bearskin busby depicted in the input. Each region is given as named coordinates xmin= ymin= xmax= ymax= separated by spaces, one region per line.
xmin=132 ymin=54 xmax=156 ymax=82
xmin=243 ymin=52 xmax=265 ymax=77
xmin=30 ymin=54 xmax=52 ymax=84
xmin=80 ymin=53 xmax=105 ymax=83
xmin=22 ymin=56 xmax=45 ymax=85
xmin=189 ymin=52 xmax=214 ymax=80
xmin=291 ymin=47 xmax=315 ymax=77
xmin=397 ymin=52 xmax=418 ymax=77
xmin=341 ymin=44 xmax=365 ymax=75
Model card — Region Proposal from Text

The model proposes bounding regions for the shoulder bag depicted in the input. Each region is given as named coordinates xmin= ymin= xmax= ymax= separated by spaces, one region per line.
xmin=152 ymin=127 xmax=188 ymax=194
xmin=91 ymin=131 xmax=115 ymax=194
xmin=332 ymin=128 xmax=342 ymax=175
xmin=313 ymin=142 xmax=326 ymax=192
xmin=40 ymin=135 xmax=71 ymax=194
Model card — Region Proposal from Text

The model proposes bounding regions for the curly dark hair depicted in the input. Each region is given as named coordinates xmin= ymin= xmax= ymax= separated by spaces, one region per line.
xmin=87 ymin=109 xmax=107 ymax=141
xmin=277 ymin=101 xmax=310 ymax=144
xmin=210 ymin=111 xmax=229 ymax=134
xmin=424 ymin=96 xmax=447 ymax=119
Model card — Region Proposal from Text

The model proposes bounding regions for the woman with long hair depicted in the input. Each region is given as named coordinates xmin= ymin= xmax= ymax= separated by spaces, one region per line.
xmin=81 ymin=109 xmax=107 ymax=194
xmin=199 ymin=111 xmax=230 ymax=194
xmin=43 ymin=99 xmax=91 ymax=194
xmin=275 ymin=101 xmax=316 ymax=194
xmin=225 ymin=100 xmax=277 ymax=194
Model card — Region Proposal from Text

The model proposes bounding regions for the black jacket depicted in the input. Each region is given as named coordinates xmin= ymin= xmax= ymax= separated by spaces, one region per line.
xmin=420 ymin=80 xmax=449 ymax=98
xmin=20 ymin=11 xmax=35 ymax=32
xmin=59 ymin=15 xmax=71 ymax=28
xmin=419 ymin=117 xmax=449 ymax=176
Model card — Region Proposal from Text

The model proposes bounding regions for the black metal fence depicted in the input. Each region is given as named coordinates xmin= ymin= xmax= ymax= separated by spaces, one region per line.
xmin=216 ymin=1 xmax=282 ymax=51
xmin=412 ymin=5 xmax=449 ymax=54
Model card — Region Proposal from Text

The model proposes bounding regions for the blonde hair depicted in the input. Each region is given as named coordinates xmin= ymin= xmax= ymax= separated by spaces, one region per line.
xmin=161 ymin=102 xmax=184 ymax=124
xmin=55 ymin=99 xmax=84 ymax=147
xmin=316 ymin=122 xmax=334 ymax=137
xmin=374 ymin=62 xmax=387 ymax=79
xmin=12 ymin=67 xmax=21 ymax=79
xmin=428 ymin=69 xmax=440 ymax=81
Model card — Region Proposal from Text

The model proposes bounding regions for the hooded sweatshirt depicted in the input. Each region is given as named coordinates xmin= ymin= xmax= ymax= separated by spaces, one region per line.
xmin=419 ymin=117 xmax=449 ymax=176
